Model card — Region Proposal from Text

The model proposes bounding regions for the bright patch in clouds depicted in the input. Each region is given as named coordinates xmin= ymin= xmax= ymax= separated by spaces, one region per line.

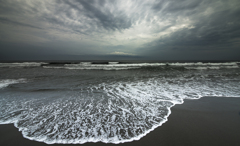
xmin=109 ymin=51 xmax=135 ymax=56
xmin=0 ymin=0 xmax=240 ymax=60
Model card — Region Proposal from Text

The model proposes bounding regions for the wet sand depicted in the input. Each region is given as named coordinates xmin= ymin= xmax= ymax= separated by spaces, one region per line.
xmin=1 ymin=97 xmax=240 ymax=146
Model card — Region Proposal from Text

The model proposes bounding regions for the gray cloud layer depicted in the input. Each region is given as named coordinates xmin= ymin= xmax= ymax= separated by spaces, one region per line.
xmin=0 ymin=0 xmax=240 ymax=61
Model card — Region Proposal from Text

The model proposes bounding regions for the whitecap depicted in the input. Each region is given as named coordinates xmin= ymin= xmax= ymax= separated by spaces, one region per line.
xmin=0 ymin=79 xmax=27 ymax=89
xmin=0 ymin=62 xmax=46 ymax=68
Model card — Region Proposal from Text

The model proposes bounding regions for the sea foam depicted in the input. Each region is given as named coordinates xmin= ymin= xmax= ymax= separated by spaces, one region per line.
xmin=0 ymin=79 xmax=27 ymax=89
xmin=0 ymin=62 xmax=45 ymax=68
xmin=40 ymin=62 xmax=239 ymax=70
xmin=0 ymin=70 xmax=240 ymax=144
xmin=0 ymin=62 xmax=239 ymax=70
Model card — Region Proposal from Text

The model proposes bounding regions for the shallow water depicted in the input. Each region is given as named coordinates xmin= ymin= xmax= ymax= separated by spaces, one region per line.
xmin=0 ymin=62 xmax=240 ymax=144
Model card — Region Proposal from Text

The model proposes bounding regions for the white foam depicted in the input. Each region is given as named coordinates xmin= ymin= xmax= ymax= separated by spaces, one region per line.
xmin=0 ymin=79 xmax=27 ymax=89
xmin=0 ymin=69 xmax=239 ymax=144
xmin=41 ymin=62 xmax=239 ymax=70
xmin=64 ymin=63 xmax=166 ymax=68
xmin=204 ymin=62 xmax=238 ymax=66
xmin=185 ymin=65 xmax=239 ymax=70
xmin=43 ymin=66 xmax=65 ymax=69
xmin=62 ymin=63 xmax=165 ymax=70
xmin=0 ymin=62 xmax=45 ymax=68
xmin=108 ymin=62 xmax=119 ymax=64
xmin=169 ymin=62 xmax=238 ymax=66
xmin=80 ymin=62 xmax=92 ymax=65
xmin=224 ymin=66 xmax=239 ymax=69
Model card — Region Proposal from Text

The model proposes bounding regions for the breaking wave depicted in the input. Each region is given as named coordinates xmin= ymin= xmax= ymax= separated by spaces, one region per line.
xmin=0 ymin=62 xmax=45 ymax=68
xmin=0 ymin=69 xmax=240 ymax=144
xmin=43 ymin=62 xmax=239 ymax=70
xmin=1 ymin=62 xmax=239 ymax=70
xmin=0 ymin=79 xmax=27 ymax=89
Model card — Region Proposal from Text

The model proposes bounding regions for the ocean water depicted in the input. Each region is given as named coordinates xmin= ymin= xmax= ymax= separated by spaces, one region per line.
xmin=0 ymin=61 xmax=240 ymax=144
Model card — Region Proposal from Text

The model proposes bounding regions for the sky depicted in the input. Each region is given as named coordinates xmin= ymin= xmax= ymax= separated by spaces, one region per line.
xmin=0 ymin=0 xmax=240 ymax=61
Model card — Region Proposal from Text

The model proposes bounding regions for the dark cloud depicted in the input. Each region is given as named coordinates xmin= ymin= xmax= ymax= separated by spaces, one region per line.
xmin=172 ymin=10 xmax=239 ymax=47
xmin=62 ymin=0 xmax=132 ymax=31
xmin=0 ymin=17 xmax=42 ymax=29
xmin=137 ymin=0 xmax=240 ymax=60
xmin=0 ymin=0 xmax=240 ymax=61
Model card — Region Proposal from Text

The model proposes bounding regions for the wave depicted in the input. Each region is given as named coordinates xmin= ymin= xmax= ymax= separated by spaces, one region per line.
xmin=0 ymin=71 xmax=239 ymax=144
xmin=80 ymin=62 xmax=92 ymax=65
xmin=42 ymin=62 xmax=239 ymax=70
xmin=169 ymin=62 xmax=239 ymax=66
xmin=1 ymin=62 xmax=239 ymax=70
xmin=0 ymin=62 xmax=46 ymax=68
xmin=185 ymin=65 xmax=239 ymax=70
xmin=0 ymin=79 xmax=27 ymax=89
xmin=43 ymin=65 xmax=141 ymax=70
xmin=108 ymin=62 xmax=119 ymax=64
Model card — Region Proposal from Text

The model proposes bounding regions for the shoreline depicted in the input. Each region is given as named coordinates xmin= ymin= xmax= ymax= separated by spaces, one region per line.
xmin=1 ymin=97 xmax=240 ymax=146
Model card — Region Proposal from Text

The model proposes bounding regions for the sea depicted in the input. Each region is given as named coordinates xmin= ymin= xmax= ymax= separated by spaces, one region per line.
xmin=0 ymin=61 xmax=240 ymax=144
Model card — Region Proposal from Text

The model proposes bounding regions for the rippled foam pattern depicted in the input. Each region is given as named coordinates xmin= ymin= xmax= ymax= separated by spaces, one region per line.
xmin=0 ymin=63 xmax=240 ymax=144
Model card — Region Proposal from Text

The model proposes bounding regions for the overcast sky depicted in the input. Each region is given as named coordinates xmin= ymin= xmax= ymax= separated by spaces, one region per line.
xmin=0 ymin=0 xmax=240 ymax=61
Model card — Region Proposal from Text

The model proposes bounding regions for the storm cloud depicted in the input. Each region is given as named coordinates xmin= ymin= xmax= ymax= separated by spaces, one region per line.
xmin=0 ymin=0 xmax=240 ymax=61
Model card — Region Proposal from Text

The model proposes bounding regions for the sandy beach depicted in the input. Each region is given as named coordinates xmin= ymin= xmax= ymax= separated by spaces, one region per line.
xmin=1 ymin=97 xmax=240 ymax=146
